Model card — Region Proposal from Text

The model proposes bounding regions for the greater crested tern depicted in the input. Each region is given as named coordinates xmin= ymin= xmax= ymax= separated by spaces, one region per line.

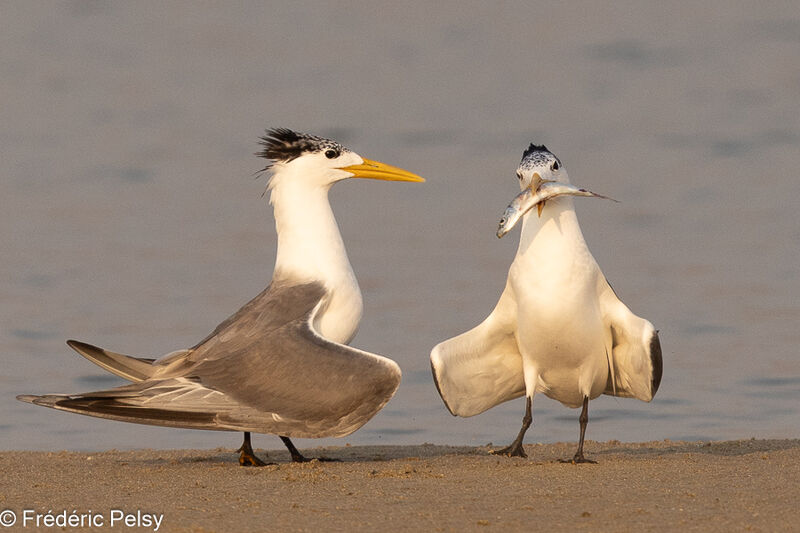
xmin=18 ymin=128 xmax=424 ymax=465
xmin=430 ymin=144 xmax=661 ymax=463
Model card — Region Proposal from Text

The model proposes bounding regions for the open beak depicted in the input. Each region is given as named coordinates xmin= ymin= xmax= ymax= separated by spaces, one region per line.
xmin=529 ymin=172 xmax=550 ymax=217
xmin=530 ymin=172 xmax=544 ymax=192
xmin=342 ymin=158 xmax=425 ymax=182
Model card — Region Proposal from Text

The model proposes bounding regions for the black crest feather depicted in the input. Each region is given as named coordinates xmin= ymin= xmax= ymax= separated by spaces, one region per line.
xmin=256 ymin=128 xmax=342 ymax=167
xmin=522 ymin=144 xmax=549 ymax=159
xmin=519 ymin=143 xmax=561 ymax=170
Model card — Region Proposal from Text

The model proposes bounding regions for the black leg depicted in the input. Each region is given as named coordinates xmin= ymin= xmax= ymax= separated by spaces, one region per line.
xmin=280 ymin=435 xmax=310 ymax=462
xmin=559 ymin=397 xmax=597 ymax=464
xmin=237 ymin=432 xmax=274 ymax=466
xmin=490 ymin=396 xmax=532 ymax=458
xmin=280 ymin=436 xmax=341 ymax=463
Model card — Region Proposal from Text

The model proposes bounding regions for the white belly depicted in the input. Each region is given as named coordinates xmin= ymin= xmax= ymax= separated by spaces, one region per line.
xmin=514 ymin=287 xmax=609 ymax=407
xmin=511 ymin=206 xmax=610 ymax=406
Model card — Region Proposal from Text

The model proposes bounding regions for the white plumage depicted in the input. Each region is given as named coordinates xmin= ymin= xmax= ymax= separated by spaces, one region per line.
xmin=431 ymin=144 xmax=661 ymax=462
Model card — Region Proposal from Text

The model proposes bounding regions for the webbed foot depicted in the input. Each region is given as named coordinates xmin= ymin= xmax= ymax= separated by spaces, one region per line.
xmin=490 ymin=442 xmax=528 ymax=458
xmin=237 ymin=432 xmax=275 ymax=467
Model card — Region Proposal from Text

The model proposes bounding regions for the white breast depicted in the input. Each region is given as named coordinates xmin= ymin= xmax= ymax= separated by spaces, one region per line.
xmin=511 ymin=197 xmax=609 ymax=405
xmin=270 ymin=176 xmax=364 ymax=345
xmin=314 ymin=272 xmax=363 ymax=345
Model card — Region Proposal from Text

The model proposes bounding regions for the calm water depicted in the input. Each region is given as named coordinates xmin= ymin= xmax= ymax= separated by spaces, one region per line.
xmin=2 ymin=3 xmax=798 ymax=451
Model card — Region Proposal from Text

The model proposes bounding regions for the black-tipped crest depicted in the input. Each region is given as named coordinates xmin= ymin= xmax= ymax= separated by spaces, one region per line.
xmin=519 ymin=143 xmax=561 ymax=171
xmin=257 ymin=128 xmax=345 ymax=167
xmin=522 ymin=144 xmax=549 ymax=159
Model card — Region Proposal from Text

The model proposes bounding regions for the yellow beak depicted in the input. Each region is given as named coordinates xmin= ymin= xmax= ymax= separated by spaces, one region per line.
xmin=530 ymin=173 xmax=547 ymax=217
xmin=342 ymin=158 xmax=425 ymax=182
xmin=530 ymin=172 xmax=543 ymax=192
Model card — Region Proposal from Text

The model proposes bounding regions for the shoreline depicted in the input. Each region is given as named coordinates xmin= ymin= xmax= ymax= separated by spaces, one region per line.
xmin=1 ymin=439 xmax=798 ymax=531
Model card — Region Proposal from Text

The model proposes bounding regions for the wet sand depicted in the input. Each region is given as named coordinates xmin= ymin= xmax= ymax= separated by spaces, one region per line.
xmin=1 ymin=439 xmax=797 ymax=532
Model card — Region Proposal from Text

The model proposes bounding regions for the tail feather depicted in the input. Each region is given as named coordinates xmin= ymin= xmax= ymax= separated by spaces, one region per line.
xmin=66 ymin=340 xmax=156 ymax=382
xmin=16 ymin=393 xmax=225 ymax=431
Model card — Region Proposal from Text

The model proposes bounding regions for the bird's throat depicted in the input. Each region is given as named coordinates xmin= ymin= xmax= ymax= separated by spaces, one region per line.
xmin=269 ymin=182 xmax=363 ymax=343
xmin=271 ymin=184 xmax=352 ymax=286
xmin=518 ymin=198 xmax=587 ymax=259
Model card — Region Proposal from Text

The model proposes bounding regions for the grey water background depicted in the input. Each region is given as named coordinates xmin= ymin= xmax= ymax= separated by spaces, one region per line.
xmin=1 ymin=2 xmax=798 ymax=452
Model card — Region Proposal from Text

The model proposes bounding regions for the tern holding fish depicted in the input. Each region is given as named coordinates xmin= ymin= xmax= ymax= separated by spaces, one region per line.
xmin=431 ymin=144 xmax=661 ymax=462
xmin=497 ymin=182 xmax=617 ymax=238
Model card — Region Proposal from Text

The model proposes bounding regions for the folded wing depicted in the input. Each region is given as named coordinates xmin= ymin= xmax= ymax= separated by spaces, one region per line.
xmin=18 ymin=281 xmax=401 ymax=439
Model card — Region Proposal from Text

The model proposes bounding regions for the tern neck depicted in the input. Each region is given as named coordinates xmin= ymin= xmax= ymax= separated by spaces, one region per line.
xmin=270 ymin=179 xmax=354 ymax=288
xmin=518 ymin=197 xmax=588 ymax=257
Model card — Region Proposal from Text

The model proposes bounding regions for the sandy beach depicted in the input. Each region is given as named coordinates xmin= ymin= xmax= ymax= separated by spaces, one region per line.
xmin=1 ymin=439 xmax=797 ymax=532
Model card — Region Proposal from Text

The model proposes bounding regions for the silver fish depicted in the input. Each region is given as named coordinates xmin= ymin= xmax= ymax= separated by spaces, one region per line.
xmin=496 ymin=182 xmax=617 ymax=238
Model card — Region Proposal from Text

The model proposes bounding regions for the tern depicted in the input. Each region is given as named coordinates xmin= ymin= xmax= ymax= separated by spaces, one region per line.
xmin=430 ymin=144 xmax=661 ymax=463
xmin=18 ymin=128 xmax=424 ymax=465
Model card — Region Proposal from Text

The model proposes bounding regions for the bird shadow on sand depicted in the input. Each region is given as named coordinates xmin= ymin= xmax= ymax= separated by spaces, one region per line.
xmin=121 ymin=443 xmax=488 ymax=466
xmin=86 ymin=439 xmax=800 ymax=467
xmin=589 ymin=438 xmax=800 ymax=458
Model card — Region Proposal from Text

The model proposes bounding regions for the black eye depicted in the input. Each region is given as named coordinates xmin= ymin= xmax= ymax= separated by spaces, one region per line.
xmin=325 ymin=149 xmax=339 ymax=159
xmin=551 ymin=161 xmax=559 ymax=171
xmin=516 ymin=172 xmax=523 ymax=180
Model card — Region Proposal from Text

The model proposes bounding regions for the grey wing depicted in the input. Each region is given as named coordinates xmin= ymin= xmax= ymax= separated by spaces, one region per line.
xmin=185 ymin=282 xmax=402 ymax=437
xmin=65 ymin=340 xmax=159 ymax=382
xmin=16 ymin=378 xmax=242 ymax=432
xmin=19 ymin=281 xmax=402 ymax=438
xmin=56 ymin=278 xmax=304 ymax=383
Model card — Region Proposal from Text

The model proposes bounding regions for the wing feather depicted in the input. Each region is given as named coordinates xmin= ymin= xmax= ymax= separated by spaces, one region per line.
xmin=599 ymin=279 xmax=662 ymax=401
xmin=430 ymin=283 xmax=525 ymax=417
xmin=20 ymin=280 xmax=401 ymax=438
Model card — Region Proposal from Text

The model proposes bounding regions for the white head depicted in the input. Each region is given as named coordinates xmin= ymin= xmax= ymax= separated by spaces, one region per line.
xmin=258 ymin=128 xmax=424 ymax=194
xmin=515 ymin=144 xmax=568 ymax=191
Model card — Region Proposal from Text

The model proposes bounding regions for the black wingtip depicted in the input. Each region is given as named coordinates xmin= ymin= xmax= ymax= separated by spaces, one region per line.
xmin=66 ymin=339 xmax=105 ymax=358
xmin=66 ymin=339 xmax=88 ymax=350
xmin=430 ymin=360 xmax=457 ymax=417
xmin=650 ymin=331 xmax=663 ymax=396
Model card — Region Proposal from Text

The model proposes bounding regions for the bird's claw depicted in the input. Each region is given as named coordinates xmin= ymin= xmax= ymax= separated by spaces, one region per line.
xmin=238 ymin=450 xmax=275 ymax=467
xmin=489 ymin=444 xmax=527 ymax=458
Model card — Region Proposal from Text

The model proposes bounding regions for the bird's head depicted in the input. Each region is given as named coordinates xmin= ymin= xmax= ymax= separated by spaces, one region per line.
xmin=515 ymin=144 xmax=567 ymax=192
xmin=258 ymin=128 xmax=424 ymax=189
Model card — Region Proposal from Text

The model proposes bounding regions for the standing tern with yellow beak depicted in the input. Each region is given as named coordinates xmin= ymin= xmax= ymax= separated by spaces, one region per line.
xmin=19 ymin=128 xmax=425 ymax=465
